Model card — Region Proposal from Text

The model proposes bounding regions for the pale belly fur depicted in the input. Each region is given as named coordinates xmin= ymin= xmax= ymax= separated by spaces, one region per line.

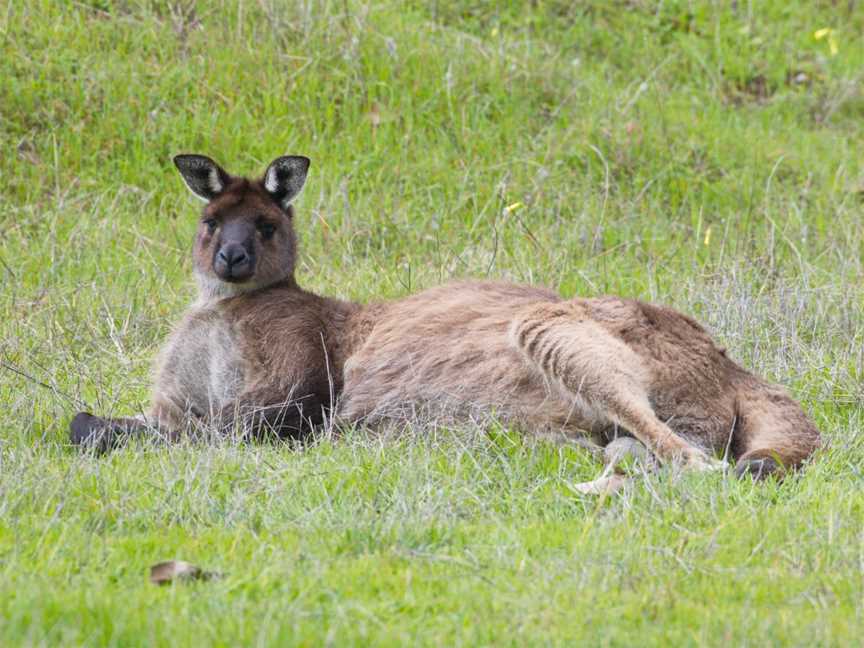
xmin=152 ymin=305 xmax=246 ymax=419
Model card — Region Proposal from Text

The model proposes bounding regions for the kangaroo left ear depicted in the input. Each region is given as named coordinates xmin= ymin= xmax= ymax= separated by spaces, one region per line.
xmin=263 ymin=155 xmax=311 ymax=211
xmin=173 ymin=154 xmax=232 ymax=202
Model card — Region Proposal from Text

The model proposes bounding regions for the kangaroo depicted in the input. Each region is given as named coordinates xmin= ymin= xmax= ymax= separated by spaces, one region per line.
xmin=70 ymin=154 xmax=822 ymax=482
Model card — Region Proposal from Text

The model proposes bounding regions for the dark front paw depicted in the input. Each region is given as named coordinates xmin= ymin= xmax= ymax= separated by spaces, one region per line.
xmin=69 ymin=412 xmax=132 ymax=454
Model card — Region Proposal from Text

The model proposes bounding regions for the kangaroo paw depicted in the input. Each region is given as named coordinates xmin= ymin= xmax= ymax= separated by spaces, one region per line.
xmin=69 ymin=412 xmax=145 ymax=454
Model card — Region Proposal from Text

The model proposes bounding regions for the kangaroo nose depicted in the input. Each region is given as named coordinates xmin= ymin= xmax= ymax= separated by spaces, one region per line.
xmin=218 ymin=245 xmax=249 ymax=267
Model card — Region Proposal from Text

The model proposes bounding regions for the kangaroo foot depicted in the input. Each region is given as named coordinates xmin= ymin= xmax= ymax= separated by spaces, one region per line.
xmin=570 ymin=437 xmax=653 ymax=496
xmin=735 ymin=456 xmax=782 ymax=480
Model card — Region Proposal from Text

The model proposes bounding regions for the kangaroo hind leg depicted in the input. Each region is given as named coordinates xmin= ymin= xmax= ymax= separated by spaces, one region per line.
xmin=510 ymin=301 xmax=722 ymax=471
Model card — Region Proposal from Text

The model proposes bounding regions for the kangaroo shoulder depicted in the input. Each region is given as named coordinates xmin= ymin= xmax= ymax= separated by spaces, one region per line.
xmin=219 ymin=286 xmax=358 ymax=381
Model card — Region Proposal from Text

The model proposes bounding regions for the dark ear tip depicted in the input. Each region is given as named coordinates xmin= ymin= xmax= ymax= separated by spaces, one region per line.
xmin=172 ymin=155 xmax=193 ymax=172
xmin=276 ymin=155 xmax=311 ymax=171
xmin=172 ymin=154 xmax=199 ymax=169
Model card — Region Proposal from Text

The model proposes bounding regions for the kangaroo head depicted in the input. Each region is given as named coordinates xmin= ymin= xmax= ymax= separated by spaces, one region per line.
xmin=173 ymin=154 xmax=310 ymax=301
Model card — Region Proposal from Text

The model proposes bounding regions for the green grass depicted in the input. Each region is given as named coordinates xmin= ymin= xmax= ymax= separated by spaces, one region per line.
xmin=2 ymin=0 xmax=863 ymax=645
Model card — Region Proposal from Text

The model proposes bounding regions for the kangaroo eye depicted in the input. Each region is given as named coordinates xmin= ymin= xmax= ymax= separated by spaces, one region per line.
xmin=258 ymin=222 xmax=277 ymax=239
xmin=202 ymin=218 xmax=218 ymax=233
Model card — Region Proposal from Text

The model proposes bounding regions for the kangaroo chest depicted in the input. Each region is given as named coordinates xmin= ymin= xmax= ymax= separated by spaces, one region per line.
xmin=156 ymin=306 xmax=247 ymax=417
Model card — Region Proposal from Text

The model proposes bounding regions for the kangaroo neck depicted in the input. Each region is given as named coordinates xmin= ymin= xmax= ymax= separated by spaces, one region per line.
xmin=193 ymin=271 xmax=301 ymax=307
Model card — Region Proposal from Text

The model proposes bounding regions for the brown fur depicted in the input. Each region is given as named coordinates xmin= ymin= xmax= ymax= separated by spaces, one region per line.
xmin=340 ymin=284 xmax=821 ymax=472
xmin=149 ymin=278 xmax=358 ymax=439
xmin=70 ymin=155 xmax=822 ymax=477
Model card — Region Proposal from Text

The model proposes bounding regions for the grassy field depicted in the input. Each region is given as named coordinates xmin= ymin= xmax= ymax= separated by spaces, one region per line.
xmin=2 ymin=0 xmax=864 ymax=645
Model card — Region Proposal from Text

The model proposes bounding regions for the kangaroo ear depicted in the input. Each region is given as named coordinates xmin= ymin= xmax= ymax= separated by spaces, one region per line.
xmin=263 ymin=155 xmax=310 ymax=210
xmin=173 ymin=154 xmax=232 ymax=202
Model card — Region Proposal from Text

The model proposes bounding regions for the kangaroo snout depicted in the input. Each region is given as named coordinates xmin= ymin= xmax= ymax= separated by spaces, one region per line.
xmin=214 ymin=241 xmax=254 ymax=282
xmin=214 ymin=242 xmax=254 ymax=281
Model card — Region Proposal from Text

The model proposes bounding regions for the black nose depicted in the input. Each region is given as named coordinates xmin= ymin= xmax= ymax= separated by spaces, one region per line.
xmin=217 ymin=245 xmax=249 ymax=268
xmin=214 ymin=243 xmax=253 ymax=282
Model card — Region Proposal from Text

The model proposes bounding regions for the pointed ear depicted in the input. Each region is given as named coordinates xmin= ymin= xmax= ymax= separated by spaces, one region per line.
xmin=173 ymin=154 xmax=232 ymax=202
xmin=263 ymin=155 xmax=310 ymax=210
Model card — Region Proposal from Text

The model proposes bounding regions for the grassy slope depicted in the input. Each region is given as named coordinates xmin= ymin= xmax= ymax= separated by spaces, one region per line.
xmin=1 ymin=0 xmax=863 ymax=645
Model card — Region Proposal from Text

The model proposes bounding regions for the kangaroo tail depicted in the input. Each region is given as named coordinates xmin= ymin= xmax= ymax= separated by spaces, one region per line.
xmin=732 ymin=377 xmax=822 ymax=478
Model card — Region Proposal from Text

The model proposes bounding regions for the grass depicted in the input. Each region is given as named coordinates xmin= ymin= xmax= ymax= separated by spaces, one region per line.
xmin=1 ymin=0 xmax=863 ymax=645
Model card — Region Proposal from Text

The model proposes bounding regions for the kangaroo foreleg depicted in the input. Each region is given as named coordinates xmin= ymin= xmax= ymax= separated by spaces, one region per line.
xmin=69 ymin=412 xmax=161 ymax=453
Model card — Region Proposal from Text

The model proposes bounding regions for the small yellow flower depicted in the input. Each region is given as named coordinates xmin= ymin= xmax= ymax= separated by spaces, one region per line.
xmin=703 ymin=226 xmax=712 ymax=247
xmin=814 ymin=27 xmax=839 ymax=57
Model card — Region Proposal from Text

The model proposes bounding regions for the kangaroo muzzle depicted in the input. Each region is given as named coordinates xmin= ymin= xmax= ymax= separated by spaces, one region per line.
xmin=213 ymin=239 xmax=255 ymax=282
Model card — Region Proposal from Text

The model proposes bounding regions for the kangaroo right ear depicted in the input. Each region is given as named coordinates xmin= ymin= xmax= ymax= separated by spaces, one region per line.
xmin=173 ymin=154 xmax=232 ymax=202
xmin=263 ymin=155 xmax=311 ymax=210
